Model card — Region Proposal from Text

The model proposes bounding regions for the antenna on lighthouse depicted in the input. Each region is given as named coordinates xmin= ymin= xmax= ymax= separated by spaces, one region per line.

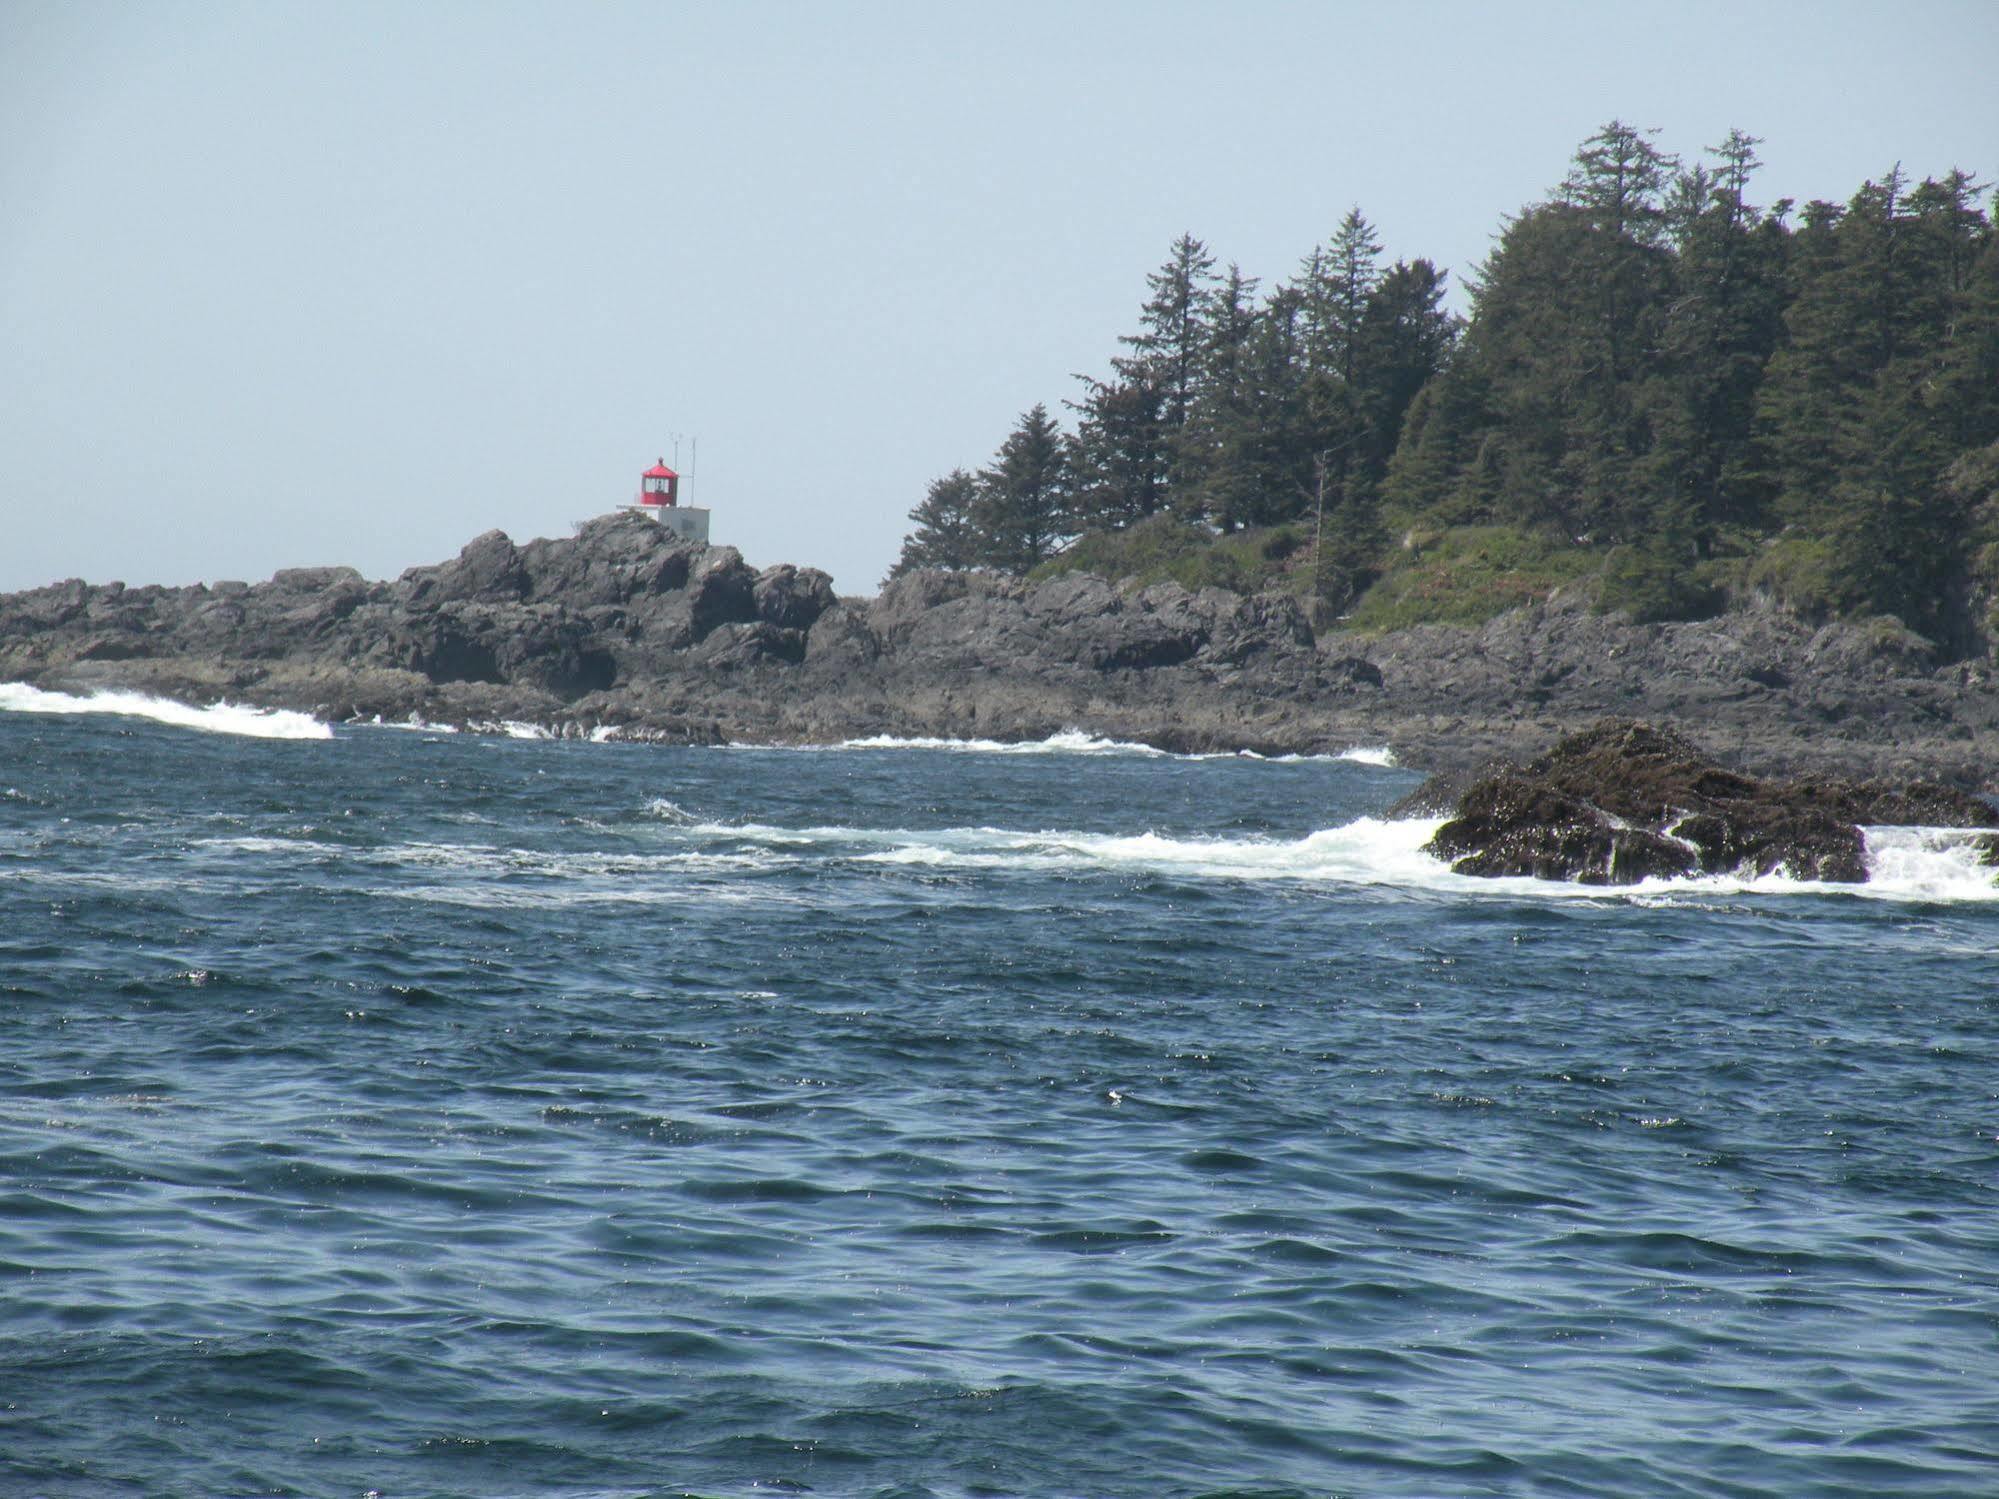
xmin=663 ymin=431 xmax=701 ymax=477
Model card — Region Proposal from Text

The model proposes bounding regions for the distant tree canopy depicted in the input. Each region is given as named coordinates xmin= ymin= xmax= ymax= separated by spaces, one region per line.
xmin=893 ymin=122 xmax=1999 ymax=645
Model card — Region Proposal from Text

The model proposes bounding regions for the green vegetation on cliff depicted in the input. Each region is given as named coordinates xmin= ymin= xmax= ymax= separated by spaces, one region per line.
xmin=893 ymin=124 xmax=1999 ymax=650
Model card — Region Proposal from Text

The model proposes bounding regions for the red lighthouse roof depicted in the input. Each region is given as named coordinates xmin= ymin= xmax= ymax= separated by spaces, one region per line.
xmin=643 ymin=459 xmax=679 ymax=479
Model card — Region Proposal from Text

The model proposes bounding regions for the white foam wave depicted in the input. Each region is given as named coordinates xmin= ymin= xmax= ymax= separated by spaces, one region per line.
xmin=788 ymin=731 xmax=1403 ymax=764
xmin=192 ymin=835 xmax=345 ymax=856
xmin=681 ymin=816 xmax=1996 ymax=902
xmin=1855 ymin=826 xmax=1999 ymax=903
xmin=358 ymin=714 xmax=634 ymax=743
xmin=0 ymin=682 xmax=332 ymax=740
xmin=1236 ymin=745 xmax=1400 ymax=766
xmin=366 ymin=880 xmax=805 ymax=910
xmin=852 ymin=818 xmax=1450 ymax=883
xmin=340 ymin=719 xmax=1400 ymax=762
xmin=468 ymin=720 xmax=554 ymax=740
xmin=834 ymin=730 xmax=1172 ymax=757
xmin=354 ymin=713 xmax=458 ymax=734
xmin=128 ymin=812 xmax=1994 ymax=908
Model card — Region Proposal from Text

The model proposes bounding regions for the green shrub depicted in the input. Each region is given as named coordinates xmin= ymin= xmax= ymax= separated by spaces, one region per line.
xmin=1341 ymin=526 xmax=1600 ymax=632
xmin=1597 ymin=542 xmax=1723 ymax=623
xmin=1740 ymin=535 xmax=1853 ymax=620
xmin=1033 ymin=517 xmax=1307 ymax=595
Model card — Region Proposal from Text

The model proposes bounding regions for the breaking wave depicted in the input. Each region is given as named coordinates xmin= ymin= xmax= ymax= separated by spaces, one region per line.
xmin=837 ymin=730 xmax=1169 ymax=756
xmin=340 ymin=722 xmax=1399 ymax=762
xmin=829 ymin=731 xmax=1397 ymax=764
xmin=790 ymin=817 xmax=1993 ymax=901
xmin=127 ymin=814 xmax=1997 ymax=908
xmin=0 ymin=682 xmax=333 ymax=740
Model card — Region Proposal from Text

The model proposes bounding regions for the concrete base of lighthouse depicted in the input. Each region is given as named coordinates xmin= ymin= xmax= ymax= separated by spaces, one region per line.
xmin=625 ymin=503 xmax=710 ymax=545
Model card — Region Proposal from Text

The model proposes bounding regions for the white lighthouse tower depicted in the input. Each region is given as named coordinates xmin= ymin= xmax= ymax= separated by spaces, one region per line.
xmin=624 ymin=458 xmax=710 ymax=544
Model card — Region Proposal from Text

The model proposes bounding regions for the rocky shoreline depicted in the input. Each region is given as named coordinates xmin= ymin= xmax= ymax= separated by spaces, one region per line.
xmin=4 ymin=514 xmax=1996 ymax=790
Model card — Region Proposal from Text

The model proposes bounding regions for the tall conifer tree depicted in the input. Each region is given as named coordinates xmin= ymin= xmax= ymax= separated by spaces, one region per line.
xmin=888 ymin=469 xmax=982 ymax=578
xmin=975 ymin=405 xmax=1070 ymax=575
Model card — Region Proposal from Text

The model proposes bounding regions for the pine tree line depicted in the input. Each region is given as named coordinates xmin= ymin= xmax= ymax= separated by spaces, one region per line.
xmin=893 ymin=123 xmax=1999 ymax=645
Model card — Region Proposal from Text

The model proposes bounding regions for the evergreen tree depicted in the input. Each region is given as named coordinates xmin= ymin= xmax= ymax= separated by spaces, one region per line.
xmin=890 ymin=126 xmax=1998 ymax=649
xmin=1556 ymin=121 xmax=1679 ymax=538
xmin=888 ymin=469 xmax=981 ymax=578
xmin=1563 ymin=119 xmax=1678 ymax=245
xmin=1444 ymin=203 xmax=1602 ymax=535
xmin=1755 ymin=169 xmax=1998 ymax=626
xmin=1310 ymin=447 xmax=1387 ymax=616
xmin=1643 ymin=130 xmax=1790 ymax=550
xmin=1907 ymin=171 xmax=1999 ymax=452
xmin=1751 ymin=196 xmax=1851 ymax=519
xmin=1196 ymin=284 xmax=1315 ymax=530
xmin=1351 ymin=258 xmax=1456 ymax=485
xmin=1300 ymin=207 xmax=1385 ymax=388
xmin=1179 ymin=263 xmax=1263 ymax=523
xmin=1295 ymin=209 xmax=1386 ymax=511
xmin=1067 ymin=374 xmax=1168 ymax=528
xmin=1114 ymin=234 xmax=1220 ymax=500
xmin=1382 ymin=373 xmax=1477 ymax=526
xmin=974 ymin=404 xmax=1070 ymax=575
xmin=1404 ymin=123 xmax=1682 ymax=543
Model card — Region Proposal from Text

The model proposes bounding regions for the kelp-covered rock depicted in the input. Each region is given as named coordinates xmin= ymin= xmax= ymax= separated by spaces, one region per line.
xmin=1425 ymin=720 xmax=1998 ymax=885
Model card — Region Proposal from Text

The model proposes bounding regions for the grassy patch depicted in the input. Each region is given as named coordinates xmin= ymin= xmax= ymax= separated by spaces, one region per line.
xmin=1041 ymin=518 xmax=1620 ymax=632
xmin=1342 ymin=525 xmax=1601 ymax=632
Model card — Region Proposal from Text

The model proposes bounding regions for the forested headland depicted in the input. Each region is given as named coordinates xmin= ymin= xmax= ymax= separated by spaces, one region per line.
xmin=892 ymin=124 xmax=1999 ymax=653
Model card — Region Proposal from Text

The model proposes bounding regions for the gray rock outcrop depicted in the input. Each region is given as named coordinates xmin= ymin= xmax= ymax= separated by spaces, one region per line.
xmin=3 ymin=517 xmax=1997 ymax=787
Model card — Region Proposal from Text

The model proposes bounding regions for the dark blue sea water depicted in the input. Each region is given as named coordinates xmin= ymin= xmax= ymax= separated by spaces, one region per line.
xmin=4 ymin=696 xmax=1998 ymax=1498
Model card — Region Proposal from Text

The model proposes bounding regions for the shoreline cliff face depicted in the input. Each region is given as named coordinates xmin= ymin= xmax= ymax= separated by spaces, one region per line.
xmin=3 ymin=514 xmax=1995 ymax=789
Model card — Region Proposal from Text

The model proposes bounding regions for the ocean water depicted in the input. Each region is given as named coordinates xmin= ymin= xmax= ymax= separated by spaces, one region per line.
xmin=3 ymin=694 xmax=1997 ymax=1499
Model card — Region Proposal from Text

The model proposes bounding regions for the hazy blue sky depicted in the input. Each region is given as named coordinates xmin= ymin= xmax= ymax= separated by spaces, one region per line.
xmin=4 ymin=0 xmax=1996 ymax=596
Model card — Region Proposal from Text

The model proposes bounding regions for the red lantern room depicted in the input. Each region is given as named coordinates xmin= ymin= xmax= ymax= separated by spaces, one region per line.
xmin=639 ymin=459 xmax=680 ymax=509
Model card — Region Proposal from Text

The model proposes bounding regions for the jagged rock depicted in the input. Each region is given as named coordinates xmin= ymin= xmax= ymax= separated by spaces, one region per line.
xmin=753 ymin=564 xmax=836 ymax=632
xmin=1424 ymin=720 xmax=1998 ymax=885
xmin=1025 ymin=574 xmax=1205 ymax=669
xmin=685 ymin=547 xmax=759 ymax=639
xmin=1324 ymin=655 xmax=1384 ymax=688
xmin=687 ymin=620 xmax=808 ymax=669
xmin=868 ymin=570 xmax=1020 ymax=651
xmin=399 ymin=529 xmax=529 ymax=607
xmin=1204 ymin=591 xmax=1314 ymax=665
xmin=269 ymin=565 xmax=362 ymax=593
xmin=75 ymin=633 xmax=158 ymax=662
xmin=400 ymin=604 xmax=506 ymax=685
xmin=14 ymin=580 xmax=92 ymax=629
xmin=518 ymin=513 xmax=694 ymax=607
xmin=806 ymin=602 xmax=881 ymax=665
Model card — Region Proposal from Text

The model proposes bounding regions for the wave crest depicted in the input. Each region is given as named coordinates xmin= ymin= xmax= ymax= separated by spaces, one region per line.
xmin=828 ymin=732 xmax=1397 ymax=764
xmin=0 ymin=683 xmax=332 ymax=740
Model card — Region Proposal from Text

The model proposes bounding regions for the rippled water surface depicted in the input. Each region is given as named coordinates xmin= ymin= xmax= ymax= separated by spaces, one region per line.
xmin=3 ymin=702 xmax=1997 ymax=1497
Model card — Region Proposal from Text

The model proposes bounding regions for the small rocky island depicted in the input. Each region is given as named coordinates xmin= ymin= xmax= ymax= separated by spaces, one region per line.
xmin=1412 ymin=720 xmax=1998 ymax=884
xmin=2 ymin=515 xmax=1998 ymax=792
